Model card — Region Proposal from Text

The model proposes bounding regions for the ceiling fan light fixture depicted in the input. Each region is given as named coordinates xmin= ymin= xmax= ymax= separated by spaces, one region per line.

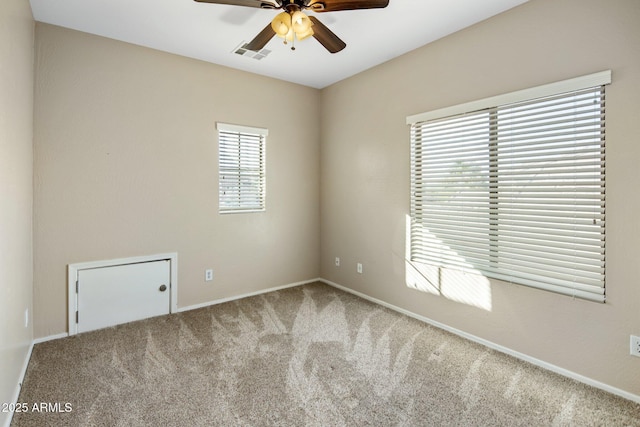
xmin=291 ymin=10 xmax=312 ymax=34
xmin=271 ymin=9 xmax=315 ymax=44
xmin=197 ymin=0 xmax=389 ymax=54
xmin=284 ymin=28 xmax=295 ymax=42
xmin=296 ymin=26 xmax=314 ymax=41
xmin=271 ymin=11 xmax=292 ymax=37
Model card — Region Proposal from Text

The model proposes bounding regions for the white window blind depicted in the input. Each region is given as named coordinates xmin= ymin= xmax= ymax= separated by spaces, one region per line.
xmin=217 ymin=123 xmax=267 ymax=213
xmin=408 ymin=72 xmax=609 ymax=302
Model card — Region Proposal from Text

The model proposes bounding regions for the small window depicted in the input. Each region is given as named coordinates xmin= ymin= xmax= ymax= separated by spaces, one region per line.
xmin=407 ymin=71 xmax=610 ymax=302
xmin=217 ymin=122 xmax=267 ymax=213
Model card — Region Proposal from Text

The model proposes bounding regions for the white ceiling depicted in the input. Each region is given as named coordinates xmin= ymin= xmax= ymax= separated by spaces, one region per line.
xmin=29 ymin=0 xmax=528 ymax=89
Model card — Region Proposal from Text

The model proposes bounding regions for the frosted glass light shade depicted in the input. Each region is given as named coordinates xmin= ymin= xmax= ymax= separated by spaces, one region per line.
xmin=296 ymin=27 xmax=314 ymax=41
xmin=291 ymin=11 xmax=312 ymax=33
xmin=271 ymin=12 xmax=292 ymax=37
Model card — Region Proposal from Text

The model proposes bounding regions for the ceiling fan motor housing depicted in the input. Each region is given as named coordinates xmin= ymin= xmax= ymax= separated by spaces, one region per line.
xmin=258 ymin=1 xmax=326 ymax=11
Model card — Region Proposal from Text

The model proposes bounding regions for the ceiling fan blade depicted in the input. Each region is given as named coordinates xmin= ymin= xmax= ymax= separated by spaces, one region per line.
xmin=306 ymin=0 xmax=388 ymax=12
xmin=308 ymin=16 xmax=346 ymax=53
xmin=193 ymin=0 xmax=280 ymax=9
xmin=245 ymin=23 xmax=276 ymax=51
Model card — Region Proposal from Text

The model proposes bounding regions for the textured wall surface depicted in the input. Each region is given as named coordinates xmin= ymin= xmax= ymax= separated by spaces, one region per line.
xmin=33 ymin=24 xmax=320 ymax=338
xmin=320 ymin=0 xmax=640 ymax=396
xmin=0 ymin=0 xmax=34 ymax=425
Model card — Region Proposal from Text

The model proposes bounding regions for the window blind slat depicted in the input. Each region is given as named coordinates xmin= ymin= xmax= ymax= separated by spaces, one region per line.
xmin=409 ymin=83 xmax=606 ymax=302
xmin=217 ymin=127 xmax=266 ymax=213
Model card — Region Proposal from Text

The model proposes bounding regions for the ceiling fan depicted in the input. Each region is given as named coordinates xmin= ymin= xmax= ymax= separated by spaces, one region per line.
xmin=194 ymin=0 xmax=390 ymax=53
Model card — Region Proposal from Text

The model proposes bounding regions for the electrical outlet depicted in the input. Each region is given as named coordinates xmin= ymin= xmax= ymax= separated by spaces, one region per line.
xmin=205 ymin=269 xmax=213 ymax=282
xmin=335 ymin=257 xmax=340 ymax=267
xmin=357 ymin=263 xmax=363 ymax=274
xmin=24 ymin=308 xmax=29 ymax=328
xmin=631 ymin=335 xmax=640 ymax=357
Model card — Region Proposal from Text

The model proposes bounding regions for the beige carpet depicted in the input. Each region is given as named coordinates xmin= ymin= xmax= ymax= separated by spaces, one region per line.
xmin=12 ymin=282 xmax=640 ymax=426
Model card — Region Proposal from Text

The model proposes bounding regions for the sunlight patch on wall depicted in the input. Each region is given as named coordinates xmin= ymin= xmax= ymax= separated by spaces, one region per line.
xmin=405 ymin=215 xmax=492 ymax=311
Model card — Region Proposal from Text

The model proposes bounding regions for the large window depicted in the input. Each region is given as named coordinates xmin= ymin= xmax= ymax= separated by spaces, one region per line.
xmin=407 ymin=72 xmax=610 ymax=302
xmin=217 ymin=122 xmax=267 ymax=213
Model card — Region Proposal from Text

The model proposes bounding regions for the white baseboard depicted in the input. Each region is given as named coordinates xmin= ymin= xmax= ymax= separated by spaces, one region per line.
xmin=4 ymin=340 xmax=35 ymax=427
xmin=33 ymin=332 xmax=69 ymax=344
xmin=320 ymin=278 xmax=640 ymax=405
xmin=177 ymin=278 xmax=321 ymax=313
xmin=35 ymin=279 xmax=322 ymax=342
xmin=5 ymin=333 xmax=69 ymax=427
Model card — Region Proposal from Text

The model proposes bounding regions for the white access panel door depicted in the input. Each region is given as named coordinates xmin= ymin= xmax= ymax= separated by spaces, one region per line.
xmin=76 ymin=260 xmax=171 ymax=334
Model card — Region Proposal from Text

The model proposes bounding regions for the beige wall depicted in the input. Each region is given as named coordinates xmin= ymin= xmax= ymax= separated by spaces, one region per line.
xmin=33 ymin=24 xmax=320 ymax=337
xmin=0 ymin=0 xmax=34 ymax=424
xmin=320 ymin=0 xmax=640 ymax=396
xmin=29 ymin=0 xmax=640 ymax=399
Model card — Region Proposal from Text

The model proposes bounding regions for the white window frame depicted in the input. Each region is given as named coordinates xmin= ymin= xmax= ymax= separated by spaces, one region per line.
xmin=217 ymin=122 xmax=267 ymax=214
xmin=407 ymin=71 xmax=611 ymax=302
